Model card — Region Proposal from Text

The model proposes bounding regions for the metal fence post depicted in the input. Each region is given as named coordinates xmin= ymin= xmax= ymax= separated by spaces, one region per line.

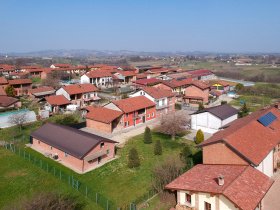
xmin=85 ymin=186 xmax=88 ymax=197
xmin=106 ymin=200 xmax=109 ymax=210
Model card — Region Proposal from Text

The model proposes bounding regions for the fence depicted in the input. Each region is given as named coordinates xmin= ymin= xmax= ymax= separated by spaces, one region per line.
xmin=3 ymin=143 xmax=138 ymax=210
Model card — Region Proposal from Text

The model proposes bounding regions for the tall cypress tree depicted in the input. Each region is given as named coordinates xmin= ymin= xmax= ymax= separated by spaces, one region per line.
xmin=144 ymin=127 xmax=152 ymax=144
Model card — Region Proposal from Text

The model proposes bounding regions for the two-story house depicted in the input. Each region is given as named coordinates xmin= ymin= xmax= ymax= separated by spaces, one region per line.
xmin=129 ymin=87 xmax=175 ymax=116
xmin=183 ymin=80 xmax=210 ymax=106
xmin=165 ymin=104 xmax=280 ymax=210
xmin=56 ymin=84 xmax=99 ymax=107
xmin=80 ymin=70 xmax=113 ymax=88
xmin=8 ymin=79 xmax=32 ymax=96
xmin=104 ymin=96 xmax=156 ymax=129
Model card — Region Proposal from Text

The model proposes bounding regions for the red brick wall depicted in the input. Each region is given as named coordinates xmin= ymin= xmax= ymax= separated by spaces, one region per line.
xmin=185 ymin=86 xmax=209 ymax=103
xmin=86 ymin=119 xmax=112 ymax=133
xmin=203 ymin=143 xmax=249 ymax=165
xmin=32 ymin=137 xmax=115 ymax=172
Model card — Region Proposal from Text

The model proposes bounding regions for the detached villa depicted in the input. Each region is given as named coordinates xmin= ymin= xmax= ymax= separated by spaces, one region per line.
xmin=31 ymin=123 xmax=117 ymax=173
xmin=166 ymin=104 xmax=280 ymax=210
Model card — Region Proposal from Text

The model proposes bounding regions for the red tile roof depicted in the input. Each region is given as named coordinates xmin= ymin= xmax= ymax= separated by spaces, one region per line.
xmin=191 ymin=80 xmax=210 ymax=90
xmin=141 ymin=87 xmax=174 ymax=99
xmin=0 ymin=77 xmax=8 ymax=85
xmin=8 ymin=79 xmax=32 ymax=85
xmin=166 ymin=164 xmax=273 ymax=210
xmin=20 ymin=65 xmax=41 ymax=69
xmin=29 ymin=86 xmax=55 ymax=95
xmin=134 ymin=78 xmax=161 ymax=86
xmin=85 ymin=70 xmax=113 ymax=78
xmin=161 ymin=78 xmax=192 ymax=88
xmin=188 ymin=69 xmax=213 ymax=77
xmin=62 ymin=84 xmax=98 ymax=95
xmin=45 ymin=95 xmax=70 ymax=106
xmin=0 ymin=64 xmax=15 ymax=71
xmin=112 ymin=96 xmax=155 ymax=113
xmin=115 ymin=70 xmax=136 ymax=77
xmin=200 ymin=105 xmax=280 ymax=166
xmin=86 ymin=106 xmax=123 ymax=124
xmin=0 ymin=95 xmax=19 ymax=107
xmin=52 ymin=64 xmax=71 ymax=68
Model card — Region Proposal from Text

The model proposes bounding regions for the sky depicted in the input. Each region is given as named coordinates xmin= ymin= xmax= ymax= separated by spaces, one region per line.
xmin=1 ymin=0 xmax=280 ymax=53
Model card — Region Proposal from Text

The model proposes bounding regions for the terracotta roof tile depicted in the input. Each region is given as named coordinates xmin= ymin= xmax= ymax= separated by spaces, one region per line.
xmin=135 ymin=78 xmax=161 ymax=86
xmin=0 ymin=87 xmax=7 ymax=96
xmin=200 ymin=105 xmax=280 ymax=165
xmin=112 ymin=96 xmax=155 ymax=113
xmin=29 ymin=86 xmax=55 ymax=95
xmin=165 ymin=164 xmax=273 ymax=210
xmin=62 ymin=84 xmax=98 ymax=95
xmin=85 ymin=70 xmax=113 ymax=78
xmin=0 ymin=77 xmax=8 ymax=85
xmin=141 ymin=87 xmax=174 ymax=99
xmin=8 ymin=79 xmax=32 ymax=85
xmin=188 ymin=69 xmax=213 ymax=77
xmin=45 ymin=95 xmax=70 ymax=106
xmin=86 ymin=106 xmax=123 ymax=123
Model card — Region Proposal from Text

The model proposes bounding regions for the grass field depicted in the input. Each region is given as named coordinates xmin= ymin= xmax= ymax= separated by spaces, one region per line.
xmin=0 ymin=122 xmax=195 ymax=209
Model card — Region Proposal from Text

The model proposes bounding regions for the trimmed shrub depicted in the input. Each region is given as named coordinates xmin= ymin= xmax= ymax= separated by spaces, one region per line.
xmin=143 ymin=127 xmax=152 ymax=144
xmin=198 ymin=103 xmax=204 ymax=111
xmin=195 ymin=129 xmax=204 ymax=144
xmin=154 ymin=140 xmax=162 ymax=155
xmin=128 ymin=148 xmax=140 ymax=168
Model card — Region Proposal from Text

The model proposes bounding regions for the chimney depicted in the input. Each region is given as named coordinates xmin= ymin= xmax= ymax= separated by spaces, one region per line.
xmin=218 ymin=175 xmax=224 ymax=186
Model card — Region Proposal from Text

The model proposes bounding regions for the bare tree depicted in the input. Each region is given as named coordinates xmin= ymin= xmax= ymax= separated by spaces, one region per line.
xmin=152 ymin=156 xmax=184 ymax=193
xmin=9 ymin=113 xmax=27 ymax=131
xmin=157 ymin=110 xmax=190 ymax=140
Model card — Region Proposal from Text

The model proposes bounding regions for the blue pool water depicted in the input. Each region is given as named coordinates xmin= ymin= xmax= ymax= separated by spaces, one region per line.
xmin=0 ymin=109 xmax=37 ymax=128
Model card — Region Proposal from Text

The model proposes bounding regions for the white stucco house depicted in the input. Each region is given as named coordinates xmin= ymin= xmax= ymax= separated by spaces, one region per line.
xmin=191 ymin=104 xmax=238 ymax=134
xmin=80 ymin=71 xmax=113 ymax=88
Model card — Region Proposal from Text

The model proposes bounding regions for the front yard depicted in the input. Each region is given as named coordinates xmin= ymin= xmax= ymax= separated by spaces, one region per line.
xmin=0 ymin=121 xmax=198 ymax=209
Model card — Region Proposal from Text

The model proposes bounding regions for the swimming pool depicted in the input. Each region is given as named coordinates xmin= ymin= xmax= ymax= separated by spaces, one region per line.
xmin=0 ymin=109 xmax=37 ymax=128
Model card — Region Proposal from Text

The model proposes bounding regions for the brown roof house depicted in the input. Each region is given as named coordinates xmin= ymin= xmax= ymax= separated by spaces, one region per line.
xmin=56 ymin=84 xmax=99 ymax=108
xmin=31 ymin=123 xmax=117 ymax=173
xmin=28 ymin=86 xmax=55 ymax=99
xmin=183 ymin=80 xmax=210 ymax=106
xmin=0 ymin=95 xmax=21 ymax=109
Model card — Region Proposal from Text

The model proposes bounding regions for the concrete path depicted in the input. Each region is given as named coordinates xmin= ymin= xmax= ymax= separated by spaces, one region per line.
xmin=81 ymin=119 xmax=160 ymax=146
xmin=263 ymin=171 xmax=280 ymax=210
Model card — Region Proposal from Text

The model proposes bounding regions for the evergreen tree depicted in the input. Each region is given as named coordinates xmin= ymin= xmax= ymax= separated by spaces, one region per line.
xmin=198 ymin=103 xmax=205 ymax=111
xmin=144 ymin=127 xmax=152 ymax=144
xmin=180 ymin=146 xmax=194 ymax=169
xmin=128 ymin=148 xmax=140 ymax=168
xmin=5 ymin=85 xmax=15 ymax=97
xmin=154 ymin=140 xmax=162 ymax=155
xmin=195 ymin=129 xmax=204 ymax=144
xmin=238 ymin=103 xmax=249 ymax=118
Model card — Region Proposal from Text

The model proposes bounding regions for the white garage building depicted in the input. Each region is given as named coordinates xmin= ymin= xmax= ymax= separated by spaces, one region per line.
xmin=191 ymin=104 xmax=238 ymax=134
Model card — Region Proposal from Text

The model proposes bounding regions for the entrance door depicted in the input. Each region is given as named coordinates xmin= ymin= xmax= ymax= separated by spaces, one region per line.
xmin=142 ymin=116 xmax=146 ymax=123
xmin=98 ymin=156 xmax=102 ymax=164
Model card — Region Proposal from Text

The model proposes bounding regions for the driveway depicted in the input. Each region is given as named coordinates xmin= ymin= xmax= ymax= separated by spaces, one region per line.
xmin=80 ymin=118 xmax=160 ymax=146
xmin=263 ymin=172 xmax=280 ymax=210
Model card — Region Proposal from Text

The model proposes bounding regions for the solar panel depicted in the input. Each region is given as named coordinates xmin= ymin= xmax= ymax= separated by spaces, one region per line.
xmin=258 ymin=112 xmax=277 ymax=127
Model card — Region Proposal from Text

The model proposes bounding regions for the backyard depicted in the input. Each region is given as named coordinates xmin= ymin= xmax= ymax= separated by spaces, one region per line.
xmin=0 ymin=121 xmax=198 ymax=209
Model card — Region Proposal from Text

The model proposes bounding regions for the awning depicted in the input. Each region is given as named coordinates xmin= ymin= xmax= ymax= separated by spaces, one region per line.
xmin=84 ymin=150 xmax=107 ymax=161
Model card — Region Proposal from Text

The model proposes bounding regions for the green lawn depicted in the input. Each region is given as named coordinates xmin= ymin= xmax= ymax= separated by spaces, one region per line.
xmin=1 ymin=122 xmax=195 ymax=209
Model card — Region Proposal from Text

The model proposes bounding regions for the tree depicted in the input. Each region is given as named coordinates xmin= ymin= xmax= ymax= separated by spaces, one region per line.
xmin=6 ymin=192 xmax=85 ymax=210
xmin=221 ymin=100 xmax=227 ymax=105
xmin=53 ymin=114 xmax=79 ymax=125
xmin=198 ymin=103 xmax=205 ymax=111
xmin=235 ymin=83 xmax=244 ymax=92
xmin=8 ymin=112 xmax=27 ymax=132
xmin=238 ymin=102 xmax=249 ymax=118
xmin=42 ymin=71 xmax=64 ymax=89
xmin=144 ymin=127 xmax=152 ymax=144
xmin=127 ymin=148 xmax=140 ymax=168
xmin=154 ymin=140 xmax=162 ymax=155
xmin=195 ymin=129 xmax=204 ymax=144
xmin=180 ymin=145 xmax=194 ymax=169
xmin=152 ymin=156 xmax=184 ymax=192
xmin=157 ymin=111 xmax=190 ymax=140
xmin=5 ymin=85 xmax=15 ymax=97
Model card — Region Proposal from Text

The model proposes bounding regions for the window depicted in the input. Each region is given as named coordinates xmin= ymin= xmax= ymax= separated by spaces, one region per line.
xmin=185 ymin=193 xmax=191 ymax=204
xmin=147 ymin=114 xmax=150 ymax=118
xmin=204 ymin=202 xmax=211 ymax=210
xmin=125 ymin=121 xmax=130 ymax=127
xmin=107 ymin=149 xmax=110 ymax=155
xmin=100 ymin=142 xmax=105 ymax=148
xmin=64 ymin=152 xmax=68 ymax=157
xmin=126 ymin=113 xmax=129 ymax=117
xmin=152 ymin=112 xmax=154 ymax=117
